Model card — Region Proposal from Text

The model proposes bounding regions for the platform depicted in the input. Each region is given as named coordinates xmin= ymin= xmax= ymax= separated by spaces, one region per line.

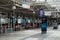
xmin=0 ymin=25 xmax=60 ymax=40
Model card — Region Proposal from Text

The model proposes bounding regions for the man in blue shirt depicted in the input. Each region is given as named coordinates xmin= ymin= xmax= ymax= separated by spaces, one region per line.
xmin=41 ymin=17 xmax=47 ymax=33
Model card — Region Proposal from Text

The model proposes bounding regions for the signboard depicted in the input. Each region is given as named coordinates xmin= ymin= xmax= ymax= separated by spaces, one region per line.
xmin=39 ymin=9 xmax=44 ymax=16
xmin=44 ymin=11 xmax=51 ymax=16
xmin=22 ymin=4 xmax=30 ymax=9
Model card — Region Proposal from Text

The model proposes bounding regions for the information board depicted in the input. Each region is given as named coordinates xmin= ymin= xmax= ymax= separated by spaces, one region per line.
xmin=39 ymin=9 xmax=44 ymax=16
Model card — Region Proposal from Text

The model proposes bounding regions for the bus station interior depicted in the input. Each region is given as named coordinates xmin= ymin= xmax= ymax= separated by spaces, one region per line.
xmin=0 ymin=0 xmax=60 ymax=40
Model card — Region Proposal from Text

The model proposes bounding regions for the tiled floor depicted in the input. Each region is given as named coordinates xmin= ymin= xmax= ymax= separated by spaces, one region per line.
xmin=0 ymin=25 xmax=60 ymax=40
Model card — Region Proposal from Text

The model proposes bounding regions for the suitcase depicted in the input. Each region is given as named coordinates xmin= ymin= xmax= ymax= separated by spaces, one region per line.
xmin=41 ymin=23 xmax=47 ymax=33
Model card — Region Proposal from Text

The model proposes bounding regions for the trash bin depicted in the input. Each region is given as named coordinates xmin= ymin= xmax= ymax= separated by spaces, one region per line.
xmin=53 ymin=20 xmax=58 ymax=29
xmin=53 ymin=23 xmax=58 ymax=29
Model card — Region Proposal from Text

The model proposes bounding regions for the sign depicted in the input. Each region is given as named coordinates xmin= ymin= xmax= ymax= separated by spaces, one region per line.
xmin=39 ymin=9 xmax=44 ymax=16
xmin=44 ymin=11 xmax=51 ymax=16
xmin=22 ymin=4 xmax=30 ymax=9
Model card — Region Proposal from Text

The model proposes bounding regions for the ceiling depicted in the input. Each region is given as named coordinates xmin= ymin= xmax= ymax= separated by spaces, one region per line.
xmin=0 ymin=0 xmax=13 ymax=5
xmin=0 ymin=0 xmax=60 ymax=14
xmin=0 ymin=0 xmax=33 ymax=14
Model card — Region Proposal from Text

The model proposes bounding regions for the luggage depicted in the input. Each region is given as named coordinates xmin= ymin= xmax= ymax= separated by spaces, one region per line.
xmin=41 ymin=23 xmax=47 ymax=33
